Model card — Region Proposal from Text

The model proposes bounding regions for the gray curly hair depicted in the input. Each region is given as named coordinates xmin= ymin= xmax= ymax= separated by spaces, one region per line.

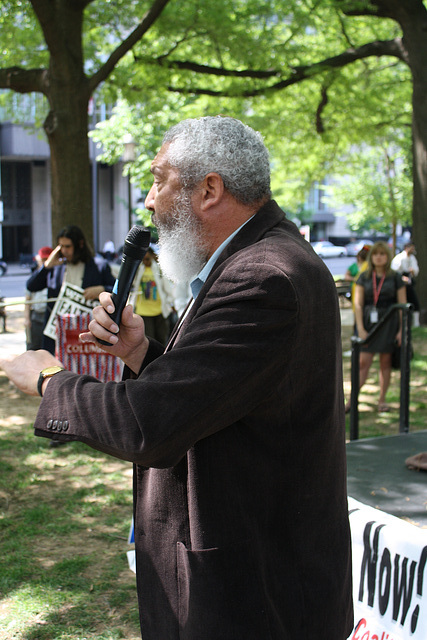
xmin=162 ymin=116 xmax=271 ymax=205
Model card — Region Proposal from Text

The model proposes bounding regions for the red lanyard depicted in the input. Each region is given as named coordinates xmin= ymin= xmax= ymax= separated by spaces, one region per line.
xmin=372 ymin=272 xmax=386 ymax=306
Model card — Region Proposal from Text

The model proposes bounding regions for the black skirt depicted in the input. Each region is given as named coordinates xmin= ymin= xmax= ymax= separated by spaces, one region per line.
xmin=362 ymin=305 xmax=399 ymax=353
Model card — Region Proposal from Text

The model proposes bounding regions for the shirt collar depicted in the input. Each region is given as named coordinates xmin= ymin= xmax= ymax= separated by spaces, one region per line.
xmin=190 ymin=216 xmax=254 ymax=299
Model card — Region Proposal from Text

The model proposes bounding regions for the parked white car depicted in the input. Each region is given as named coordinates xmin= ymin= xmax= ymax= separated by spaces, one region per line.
xmin=345 ymin=240 xmax=373 ymax=257
xmin=311 ymin=241 xmax=347 ymax=258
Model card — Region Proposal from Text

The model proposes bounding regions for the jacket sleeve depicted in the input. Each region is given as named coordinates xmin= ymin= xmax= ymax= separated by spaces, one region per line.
xmin=26 ymin=266 xmax=50 ymax=292
xmin=84 ymin=257 xmax=115 ymax=291
xmin=101 ymin=262 xmax=115 ymax=292
xmin=94 ymin=259 xmax=115 ymax=292
xmin=33 ymin=256 xmax=299 ymax=468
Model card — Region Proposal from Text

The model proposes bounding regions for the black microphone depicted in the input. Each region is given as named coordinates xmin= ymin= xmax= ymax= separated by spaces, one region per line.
xmin=97 ymin=225 xmax=151 ymax=346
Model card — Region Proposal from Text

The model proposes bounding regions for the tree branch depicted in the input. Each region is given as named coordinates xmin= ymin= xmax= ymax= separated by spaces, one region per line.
xmin=337 ymin=0 xmax=424 ymax=20
xmin=335 ymin=0 xmax=387 ymax=17
xmin=154 ymin=58 xmax=280 ymax=79
xmin=67 ymin=0 xmax=93 ymax=9
xmin=88 ymin=0 xmax=172 ymax=93
xmin=0 ymin=66 xmax=48 ymax=94
xmin=316 ymin=86 xmax=329 ymax=134
xmin=166 ymin=38 xmax=408 ymax=98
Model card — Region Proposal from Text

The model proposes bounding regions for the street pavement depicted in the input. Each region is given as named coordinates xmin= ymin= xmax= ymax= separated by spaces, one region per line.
xmin=0 ymin=299 xmax=27 ymax=357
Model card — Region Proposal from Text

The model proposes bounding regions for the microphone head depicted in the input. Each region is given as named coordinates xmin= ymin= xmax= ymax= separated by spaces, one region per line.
xmin=123 ymin=226 xmax=151 ymax=260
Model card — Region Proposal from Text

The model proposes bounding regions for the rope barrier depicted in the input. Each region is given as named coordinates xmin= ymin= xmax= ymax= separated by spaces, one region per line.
xmin=0 ymin=297 xmax=60 ymax=308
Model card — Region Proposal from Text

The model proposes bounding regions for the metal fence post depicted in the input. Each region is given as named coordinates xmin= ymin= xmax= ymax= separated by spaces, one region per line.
xmin=349 ymin=336 xmax=361 ymax=441
xmin=399 ymin=304 xmax=413 ymax=434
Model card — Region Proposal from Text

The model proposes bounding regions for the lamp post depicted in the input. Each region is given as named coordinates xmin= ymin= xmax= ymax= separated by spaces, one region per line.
xmin=123 ymin=134 xmax=136 ymax=230
xmin=90 ymin=94 xmax=99 ymax=252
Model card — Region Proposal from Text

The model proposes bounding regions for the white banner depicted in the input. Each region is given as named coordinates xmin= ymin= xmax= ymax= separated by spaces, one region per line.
xmin=43 ymin=282 xmax=98 ymax=340
xmin=348 ymin=497 xmax=427 ymax=640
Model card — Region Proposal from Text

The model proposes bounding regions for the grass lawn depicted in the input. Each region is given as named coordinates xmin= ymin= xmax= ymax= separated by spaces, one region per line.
xmin=0 ymin=407 xmax=140 ymax=640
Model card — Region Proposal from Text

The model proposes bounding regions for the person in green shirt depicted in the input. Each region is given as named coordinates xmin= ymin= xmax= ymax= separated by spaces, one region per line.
xmin=345 ymin=245 xmax=370 ymax=317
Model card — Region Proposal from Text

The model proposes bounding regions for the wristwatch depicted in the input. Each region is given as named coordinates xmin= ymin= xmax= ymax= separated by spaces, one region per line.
xmin=37 ymin=366 xmax=65 ymax=397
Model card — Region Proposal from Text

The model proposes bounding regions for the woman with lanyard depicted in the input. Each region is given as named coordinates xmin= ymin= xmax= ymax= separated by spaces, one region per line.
xmin=345 ymin=241 xmax=406 ymax=413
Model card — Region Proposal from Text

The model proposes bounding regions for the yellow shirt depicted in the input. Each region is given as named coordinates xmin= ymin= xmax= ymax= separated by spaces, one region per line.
xmin=134 ymin=266 xmax=162 ymax=317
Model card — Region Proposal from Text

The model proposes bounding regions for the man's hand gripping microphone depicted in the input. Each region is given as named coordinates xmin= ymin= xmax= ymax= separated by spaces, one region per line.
xmin=97 ymin=225 xmax=151 ymax=346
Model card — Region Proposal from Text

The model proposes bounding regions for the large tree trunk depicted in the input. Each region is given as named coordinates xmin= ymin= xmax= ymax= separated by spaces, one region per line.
xmin=411 ymin=79 xmax=427 ymax=323
xmin=44 ymin=88 xmax=93 ymax=247
xmin=7 ymin=0 xmax=170 ymax=251
xmin=34 ymin=0 xmax=93 ymax=247
xmin=400 ymin=6 xmax=427 ymax=322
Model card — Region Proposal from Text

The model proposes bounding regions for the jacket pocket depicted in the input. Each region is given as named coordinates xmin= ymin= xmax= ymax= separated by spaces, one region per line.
xmin=177 ymin=540 xmax=272 ymax=640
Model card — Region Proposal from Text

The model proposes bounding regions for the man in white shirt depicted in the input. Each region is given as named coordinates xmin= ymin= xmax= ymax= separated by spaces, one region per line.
xmin=391 ymin=241 xmax=420 ymax=326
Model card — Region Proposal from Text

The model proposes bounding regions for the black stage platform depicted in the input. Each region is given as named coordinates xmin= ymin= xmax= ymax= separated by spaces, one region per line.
xmin=346 ymin=430 xmax=427 ymax=527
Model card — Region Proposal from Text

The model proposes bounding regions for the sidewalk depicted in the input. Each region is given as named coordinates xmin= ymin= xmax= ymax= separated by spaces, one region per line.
xmin=0 ymin=298 xmax=27 ymax=357
xmin=340 ymin=307 xmax=353 ymax=327
xmin=0 ymin=329 xmax=26 ymax=356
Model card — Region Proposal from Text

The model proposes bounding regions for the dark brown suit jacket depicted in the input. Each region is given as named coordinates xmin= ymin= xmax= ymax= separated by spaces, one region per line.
xmin=34 ymin=200 xmax=353 ymax=639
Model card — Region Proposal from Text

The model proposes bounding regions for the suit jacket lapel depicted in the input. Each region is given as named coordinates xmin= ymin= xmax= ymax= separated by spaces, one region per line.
xmin=164 ymin=200 xmax=286 ymax=353
xmin=164 ymin=297 xmax=194 ymax=352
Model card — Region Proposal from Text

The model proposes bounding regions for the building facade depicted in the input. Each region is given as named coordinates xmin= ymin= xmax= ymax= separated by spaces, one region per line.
xmin=304 ymin=178 xmax=353 ymax=244
xmin=0 ymin=120 xmax=137 ymax=263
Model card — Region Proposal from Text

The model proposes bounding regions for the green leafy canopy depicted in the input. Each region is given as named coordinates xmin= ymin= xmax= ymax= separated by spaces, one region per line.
xmin=0 ymin=0 xmax=415 ymax=228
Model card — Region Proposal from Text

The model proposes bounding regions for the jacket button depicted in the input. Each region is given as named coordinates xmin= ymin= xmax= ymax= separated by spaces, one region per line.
xmin=62 ymin=421 xmax=69 ymax=431
xmin=47 ymin=420 xmax=53 ymax=429
xmin=52 ymin=420 xmax=58 ymax=431
xmin=57 ymin=421 xmax=63 ymax=432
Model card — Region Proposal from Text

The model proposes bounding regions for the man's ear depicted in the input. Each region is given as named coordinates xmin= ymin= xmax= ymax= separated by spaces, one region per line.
xmin=199 ymin=172 xmax=224 ymax=212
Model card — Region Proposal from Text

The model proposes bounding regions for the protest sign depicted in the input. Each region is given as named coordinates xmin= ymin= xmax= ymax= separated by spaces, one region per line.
xmin=42 ymin=282 xmax=121 ymax=381
xmin=349 ymin=497 xmax=427 ymax=640
xmin=43 ymin=281 xmax=98 ymax=341
xmin=56 ymin=313 xmax=122 ymax=381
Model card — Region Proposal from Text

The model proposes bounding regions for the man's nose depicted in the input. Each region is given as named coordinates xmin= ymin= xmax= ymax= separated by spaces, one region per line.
xmin=145 ymin=185 xmax=156 ymax=211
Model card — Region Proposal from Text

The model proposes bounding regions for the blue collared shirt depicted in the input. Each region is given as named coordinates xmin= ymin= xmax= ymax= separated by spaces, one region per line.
xmin=190 ymin=217 xmax=253 ymax=299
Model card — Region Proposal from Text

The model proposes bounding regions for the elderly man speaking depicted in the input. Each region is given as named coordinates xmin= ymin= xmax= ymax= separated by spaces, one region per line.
xmin=1 ymin=116 xmax=353 ymax=640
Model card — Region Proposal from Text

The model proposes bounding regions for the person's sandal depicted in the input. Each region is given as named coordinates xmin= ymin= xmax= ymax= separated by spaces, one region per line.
xmin=378 ymin=403 xmax=391 ymax=413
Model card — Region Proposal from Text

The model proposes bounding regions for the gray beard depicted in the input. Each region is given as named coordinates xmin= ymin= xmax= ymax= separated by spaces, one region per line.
xmin=156 ymin=192 xmax=209 ymax=284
